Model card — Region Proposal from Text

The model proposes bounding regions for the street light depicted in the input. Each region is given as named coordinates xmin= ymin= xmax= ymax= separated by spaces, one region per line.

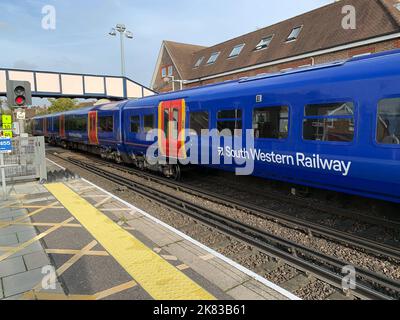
xmin=164 ymin=76 xmax=186 ymax=91
xmin=108 ymin=24 xmax=133 ymax=77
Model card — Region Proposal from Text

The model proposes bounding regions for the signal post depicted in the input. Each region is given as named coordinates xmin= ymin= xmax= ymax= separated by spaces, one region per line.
xmin=6 ymin=80 xmax=32 ymax=136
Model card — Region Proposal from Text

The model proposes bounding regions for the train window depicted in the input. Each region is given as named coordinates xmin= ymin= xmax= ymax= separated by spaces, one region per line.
xmin=77 ymin=117 xmax=87 ymax=132
xmin=303 ymin=102 xmax=355 ymax=142
xmin=190 ymin=112 xmax=209 ymax=135
xmin=47 ymin=119 xmax=52 ymax=131
xmin=218 ymin=109 xmax=242 ymax=119
xmin=305 ymin=103 xmax=354 ymax=117
xmin=130 ymin=116 xmax=140 ymax=133
xmin=54 ymin=117 xmax=60 ymax=131
xmin=377 ymin=98 xmax=400 ymax=145
xmin=65 ymin=116 xmax=87 ymax=132
xmin=253 ymin=106 xmax=289 ymax=139
xmin=99 ymin=116 xmax=114 ymax=132
xmin=143 ymin=115 xmax=155 ymax=133
xmin=34 ymin=119 xmax=43 ymax=131
xmin=217 ymin=109 xmax=242 ymax=136
xmin=171 ymin=109 xmax=179 ymax=140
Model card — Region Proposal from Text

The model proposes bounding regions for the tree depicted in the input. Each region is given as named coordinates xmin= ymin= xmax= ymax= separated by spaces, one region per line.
xmin=47 ymin=98 xmax=79 ymax=113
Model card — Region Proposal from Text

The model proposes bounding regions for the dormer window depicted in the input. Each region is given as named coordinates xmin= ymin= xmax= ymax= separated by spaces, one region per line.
xmin=206 ymin=52 xmax=221 ymax=65
xmin=194 ymin=57 xmax=204 ymax=68
xmin=255 ymin=36 xmax=273 ymax=51
xmin=286 ymin=26 xmax=303 ymax=42
xmin=229 ymin=44 xmax=245 ymax=58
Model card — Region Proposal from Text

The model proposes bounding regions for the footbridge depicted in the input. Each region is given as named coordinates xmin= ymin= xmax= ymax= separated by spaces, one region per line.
xmin=0 ymin=68 xmax=156 ymax=100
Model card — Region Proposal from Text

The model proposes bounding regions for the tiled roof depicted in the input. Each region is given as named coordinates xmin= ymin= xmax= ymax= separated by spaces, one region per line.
xmin=163 ymin=41 xmax=207 ymax=78
xmin=160 ymin=0 xmax=400 ymax=82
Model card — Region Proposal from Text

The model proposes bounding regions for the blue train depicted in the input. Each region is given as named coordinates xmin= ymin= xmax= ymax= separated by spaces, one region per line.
xmin=33 ymin=49 xmax=400 ymax=203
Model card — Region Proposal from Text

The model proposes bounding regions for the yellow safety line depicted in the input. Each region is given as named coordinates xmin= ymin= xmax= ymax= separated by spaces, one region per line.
xmin=11 ymin=222 xmax=82 ymax=228
xmin=45 ymin=183 xmax=216 ymax=300
xmin=94 ymin=196 xmax=112 ymax=208
xmin=0 ymin=202 xmax=59 ymax=229
xmin=22 ymin=281 xmax=138 ymax=300
xmin=6 ymin=206 xmax=64 ymax=209
xmin=56 ymin=241 xmax=98 ymax=276
xmin=45 ymin=248 xmax=109 ymax=256
xmin=22 ymin=291 xmax=96 ymax=301
xmin=94 ymin=281 xmax=137 ymax=300
xmin=28 ymin=241 xmax=100 ymax=295
xmin=0 ymin=217 xmax=75 ymax=263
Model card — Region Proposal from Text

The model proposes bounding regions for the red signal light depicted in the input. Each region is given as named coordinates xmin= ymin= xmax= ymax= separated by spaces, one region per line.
xmin=15 ymin=96 xmax=25 ymax=106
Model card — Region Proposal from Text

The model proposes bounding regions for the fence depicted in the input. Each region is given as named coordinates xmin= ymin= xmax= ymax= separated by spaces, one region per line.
xmin=1 ymin=136 xmax=47 ymax=183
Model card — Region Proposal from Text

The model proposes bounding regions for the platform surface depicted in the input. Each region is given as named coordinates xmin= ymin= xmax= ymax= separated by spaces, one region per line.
xmin=0 ymin=161 xmax=298 ymax=301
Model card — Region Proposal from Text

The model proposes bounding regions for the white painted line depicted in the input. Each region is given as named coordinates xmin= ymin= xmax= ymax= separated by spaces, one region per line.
xmin=46 ymin=157 xmax=301 ymax=300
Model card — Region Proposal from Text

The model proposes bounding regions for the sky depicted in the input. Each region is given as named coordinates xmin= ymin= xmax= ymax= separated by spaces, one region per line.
xmin=0 ymin=0 xmax=331 ymax=88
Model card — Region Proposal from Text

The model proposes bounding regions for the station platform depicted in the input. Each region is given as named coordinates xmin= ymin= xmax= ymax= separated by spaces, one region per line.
xmin=0 ymin=160 xmax=298 ymax=300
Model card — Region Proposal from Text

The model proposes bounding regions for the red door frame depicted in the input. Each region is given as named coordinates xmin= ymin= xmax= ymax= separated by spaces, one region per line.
xmin=88 ymin=111 xmax=99 ymax=145
xmin=158 ymin=99 xmax=186 ymax=159
xmin=60 ymin=115 xmax=65 ymax=138
xmin=43 ymin=118 xmax=47 ymax=136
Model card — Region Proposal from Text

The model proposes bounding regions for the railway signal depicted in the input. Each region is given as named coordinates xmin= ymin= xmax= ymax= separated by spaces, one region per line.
xmin=6 ymin=80 xmax=32 ymax=108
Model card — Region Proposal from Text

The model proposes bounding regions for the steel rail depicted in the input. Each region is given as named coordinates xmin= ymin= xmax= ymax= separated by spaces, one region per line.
xmin=62 ymin=154 xmax=400 ymax=262
xmin=59 ymin=156 xmax=400 ymax=300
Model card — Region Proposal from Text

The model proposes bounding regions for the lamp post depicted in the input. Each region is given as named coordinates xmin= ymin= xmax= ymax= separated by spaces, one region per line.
xmin=109 ymin=24 xmax=133 ymax=77
xmin=164 ymin=76 xmax=185 ymax=91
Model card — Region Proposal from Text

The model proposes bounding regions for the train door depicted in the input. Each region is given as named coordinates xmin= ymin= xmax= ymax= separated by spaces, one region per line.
xmin=43 ymin=118 xmax=48 ymax=136
xmin=88 ymin=111 xmax=99 ymax=145
xmin=158 ymin=99 xmax=186 ymax=159
xmin=60 ymin=115 xmax=65 ymax=138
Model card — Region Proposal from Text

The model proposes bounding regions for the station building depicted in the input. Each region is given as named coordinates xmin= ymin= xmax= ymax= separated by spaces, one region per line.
xmin=151 ymin=0 xmax=400 ymax=92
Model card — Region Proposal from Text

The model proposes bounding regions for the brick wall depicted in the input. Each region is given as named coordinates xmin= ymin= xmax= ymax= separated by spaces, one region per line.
xmin=184 ymin=38 xmax=400 ymax=90
xmin=153 ymin=47 xmax=182 ymax=93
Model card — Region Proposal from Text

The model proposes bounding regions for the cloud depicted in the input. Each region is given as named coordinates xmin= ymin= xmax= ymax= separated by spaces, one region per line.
xmin=13 ymin=60 xmax=39 ymax=70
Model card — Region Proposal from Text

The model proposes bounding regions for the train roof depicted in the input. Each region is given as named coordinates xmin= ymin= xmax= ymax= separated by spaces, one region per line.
xmin=124 ymin=48 xmax=400 ymax=109
xmin=34 ymin=48 xmax=400 ymax=116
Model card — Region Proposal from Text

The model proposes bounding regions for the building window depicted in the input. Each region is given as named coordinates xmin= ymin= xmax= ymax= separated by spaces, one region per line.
xmin=190 ymin=111 xmax=209 ymax=135
xmin=217 ymin=109 xmax=242 ymax=136
xmin=143 ymin=114 xmax=155 ymax=133
xmin=130 ymin=115 xmax=140 ymax=133
xmin=168 ymin=66 xmax=173 ymax=76
xmin=303 ymin=102 xmax=355 ymax=142
xmin=229 ymin=44 xmax=245 ymax=58
xmin=194 ymin=57 xmax=204 ymax=68
xmin=287 ymin=26 xmax=303 ymax=42
xmin=98 ymin=116 xmax=114 ymax=132
xmin=206 ymin=52 xmax=221 ymax=65
xmin=253 ymin=106 xmax=289 ymax=139
xmin=161 ymin=67 xmax=167 ymax=78
xmin=255 ymin=36 xmax=273 ymax=50
xmin=377 ymin=98 xmax=400 ymax=145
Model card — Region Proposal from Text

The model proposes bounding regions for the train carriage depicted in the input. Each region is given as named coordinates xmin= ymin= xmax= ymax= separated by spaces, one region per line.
xmin=33 ymin=49 xmax=400 ymax=203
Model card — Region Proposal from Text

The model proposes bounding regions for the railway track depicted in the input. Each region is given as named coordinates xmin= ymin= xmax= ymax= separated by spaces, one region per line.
xmin=52 ymin=152 xmax=400 ymax=262
xmin=50 ymin=153 xmax=400 ymax=300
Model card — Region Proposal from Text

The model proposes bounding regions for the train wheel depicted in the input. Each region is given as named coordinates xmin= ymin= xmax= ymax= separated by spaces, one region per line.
xmin=170 ymin=165 xmax=181 ymax=181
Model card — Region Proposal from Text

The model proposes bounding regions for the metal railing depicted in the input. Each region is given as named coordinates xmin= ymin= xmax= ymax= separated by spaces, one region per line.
xmin=1 ymin=136 xmax=47 ymax=183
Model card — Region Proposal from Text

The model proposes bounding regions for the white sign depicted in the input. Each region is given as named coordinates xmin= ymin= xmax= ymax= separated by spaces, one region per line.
xmin=16 ymin=111 xmax=26 ymax=120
